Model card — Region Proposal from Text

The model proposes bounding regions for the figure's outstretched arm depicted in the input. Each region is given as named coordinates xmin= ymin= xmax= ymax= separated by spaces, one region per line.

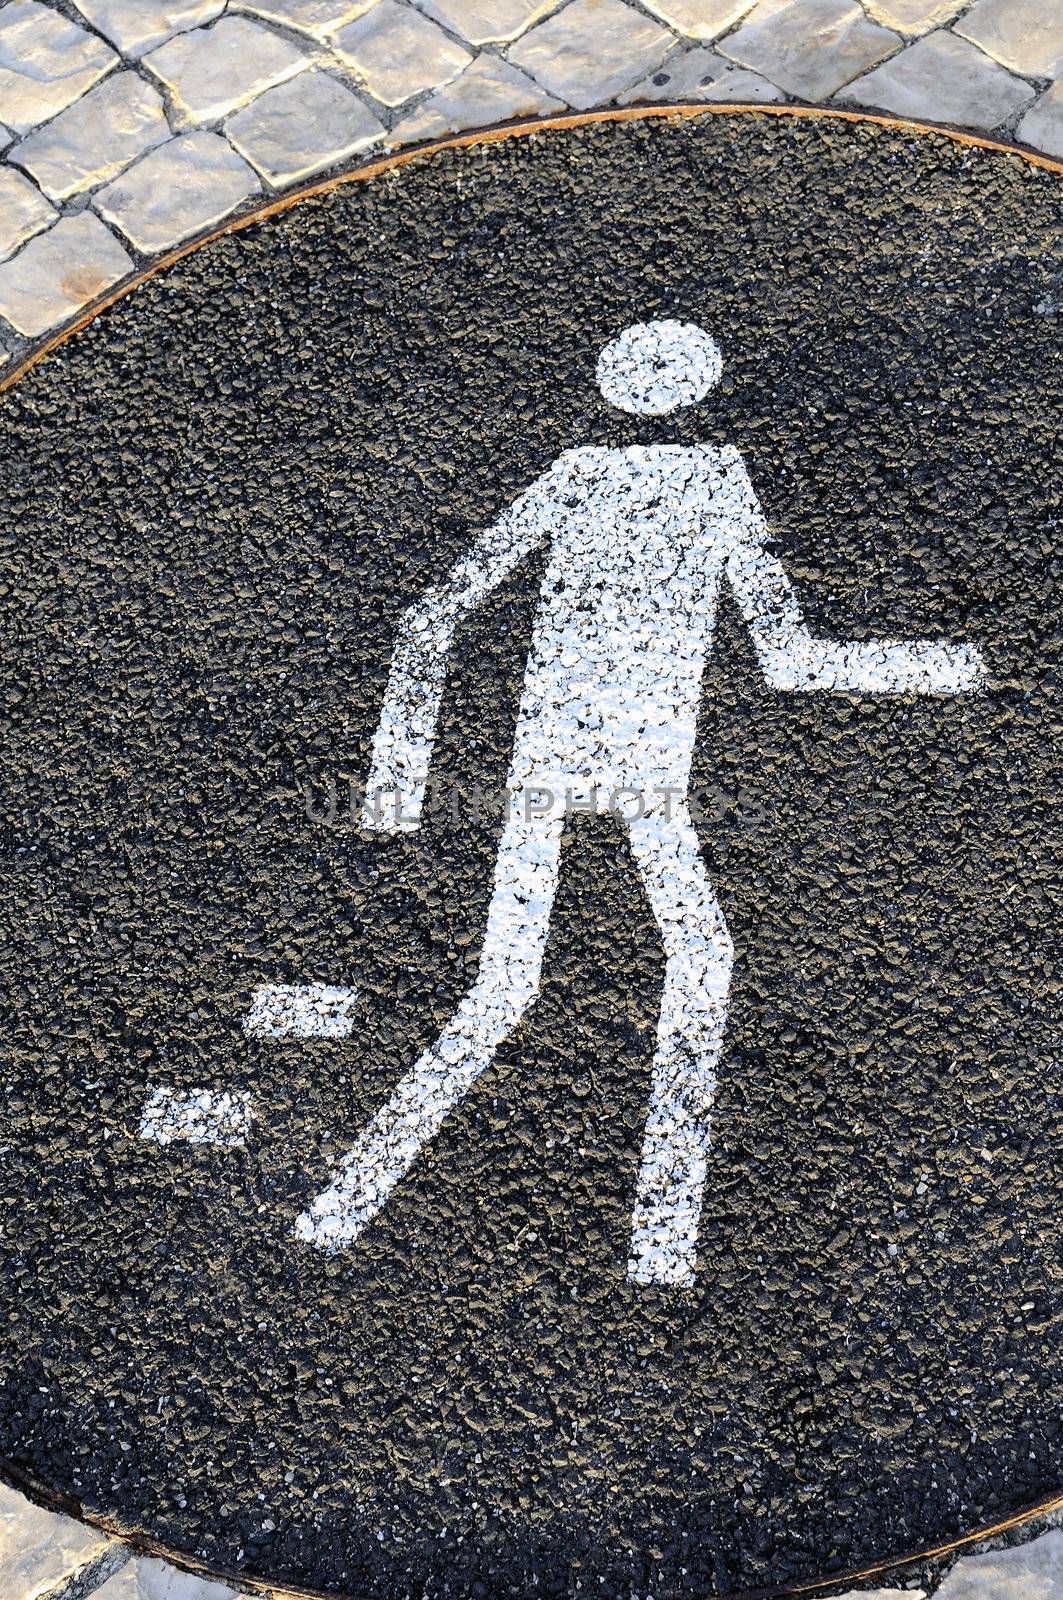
xmin=361 ymin=460 xmax=569 ymax=832
xmin=721 ymin=460 xmax=984 ymax=695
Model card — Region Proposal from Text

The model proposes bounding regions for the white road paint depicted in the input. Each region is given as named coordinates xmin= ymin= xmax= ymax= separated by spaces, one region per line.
xmin=596 ymin=319 xmax=722 ymax=415
xmin=243 ymin=982 xmax=358 ymax=1039
xmin=139 ymin=1087 xmax=252 ymax=1147
xmin=297 ymin=321 xmax=985 ymax=1286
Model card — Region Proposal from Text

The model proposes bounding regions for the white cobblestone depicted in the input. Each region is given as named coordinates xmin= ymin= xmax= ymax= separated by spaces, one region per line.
xmin=619 ymin=47 xmax=782 ymax=103
xmin=861 ymin=0 xmax=965 ymax=35
xmin=1018 ymin=77 xmax=1063 ymax=160
xmin=94 ymin=1551 xmax=240 ymax=1598
xmin=0 ymin=207 xmax=131 ymax=333
xmin=332 ymin=0 xmax=472 ymax=107
xmin=719 ymin=0 xmax=900 ymax=99
xmin=12 ymin=71 xmax=169 ymax=202
xmin=236 ymin=0 xmax=375 ymax=35
xmin=227 ymin=68 xmax=384 ymax=184
xmin=954 ymin=0 xmax=1063 ymax=83
xmin=0 ymin=0 xmax=117 ymax=136
xmin=0 ymin=1482 xmax=123 ymax=1598
xmin=0 ymin=163 xmax=54 ymax=259
xmin=640 ymin=0 xmax=757 ymax=42
xmin=0 ymin=121 xmax=9 ymax=150
xmin=934 ymin=1529 xmax=1063 ymax=1598
xmin=841 ymin=29 xmax=1036 ymax=132
xmin=389 ymin=53 xmax=564 ymax=143
xmin=145 ymin=16 xmax=310 ymax=124
xmin=94 ymin=130 xmax=260 ymax=251
xmin=414 ymin=0 xmax=563 ymax=47
xmin=72 ymin=0 xmax=225 ymax=59
xmin=507 ymin=0 xmax=673 ymax=111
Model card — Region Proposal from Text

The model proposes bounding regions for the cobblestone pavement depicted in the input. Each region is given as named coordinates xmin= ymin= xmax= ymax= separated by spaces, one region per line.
xmin=1 ymin=0 xmax=1061 ymax=1594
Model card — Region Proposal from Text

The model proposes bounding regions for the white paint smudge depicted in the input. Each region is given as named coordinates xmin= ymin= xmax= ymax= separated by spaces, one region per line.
xmin=139 ymin=1087 xmax=251 ymax=1147
xmin=297 ymin=326 xmax=984 ymax=1287
xmin=243 ymin=983 xmax=359 ymax=1039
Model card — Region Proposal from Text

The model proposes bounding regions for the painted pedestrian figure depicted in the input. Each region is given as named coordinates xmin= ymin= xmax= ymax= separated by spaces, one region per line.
xmin=296 ymin=321 xmax=984 ymax=1286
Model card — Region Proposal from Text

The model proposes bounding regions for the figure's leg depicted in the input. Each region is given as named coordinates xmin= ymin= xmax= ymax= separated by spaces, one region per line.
xmin=296 ymin=803 xmax=565 ymax=1248
xmin=625 ymin=802 xmax=734 ymax=1288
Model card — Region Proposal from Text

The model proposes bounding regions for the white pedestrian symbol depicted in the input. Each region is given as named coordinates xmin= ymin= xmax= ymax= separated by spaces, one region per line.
xmin=293 ymin=320 xmax=985 ymax=1287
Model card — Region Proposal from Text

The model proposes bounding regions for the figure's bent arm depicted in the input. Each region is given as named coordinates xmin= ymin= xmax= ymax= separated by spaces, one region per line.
xmin=361 ymin=463 xmax=567 ymax=831
xmin=721 ymin=462 xmax=984 ymax=694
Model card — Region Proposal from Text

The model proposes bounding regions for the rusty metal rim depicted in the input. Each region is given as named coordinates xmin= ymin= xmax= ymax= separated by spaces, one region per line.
xmin=0 ymin=98 xmax=1060 ymax=1598
xmin=1 ymin=1452 xmax=1060 ymax=1599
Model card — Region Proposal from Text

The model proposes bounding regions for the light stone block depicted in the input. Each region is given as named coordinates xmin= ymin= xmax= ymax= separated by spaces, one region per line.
xmin=934 ymin=1530 xmax=1063 ymax=1599
xmin=236 ymin=0 xmax=375 ymax=35
xmin=840 ymin=29 xmax=1036 ymax=132
xmin=388 ymin=54 xmax=564 ymax=144
xmin=955 ymin=0 xmax=1063 ymax=81
xmin=93 ymin=1551 xmax=240 ymax=1598
xmin=640 ymin=0 xmax=757 ymax=41
xmin=719 ymin=0 xmax=900 ymax=99
xmin=226 ymin=69 xmax=384 ymax=184
xmin=94 ymin=130 xmax=260 ymax=252
xmin=1018 ymin=77 xmax=1063 ymax=160
xmin=506 ymin=0 xmax=673 ymax=110
xmin=618 ymin=47 xmax=782 ymax=103
xmin=413 ymin=0 xmax=563 ymax=46
xmin=144 ymin=15 xmax=309 ymax=124
xmin=0 ymin=165 xmax=55 ymax=260
xmin=0 ymin=1481 xmax=119 ymax=1600
xmin=72 ymin=0 xmax=225 ymax=57
xmin=0 ymin=209 xmax=132 ymax=334
xmin=12 ymin=72 xmax=169 ymax=202
xmin=332 ymin=1 xmax=472 ymax=107
xmin=861 ymin=0 xmax=965 ymax=34
xmin=0 ymin=0 xmax=117 ymax=135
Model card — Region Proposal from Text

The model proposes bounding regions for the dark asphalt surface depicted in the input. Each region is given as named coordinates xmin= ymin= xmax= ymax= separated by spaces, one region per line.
xmin=0 ymin=112 xmax=1061 ymax=1599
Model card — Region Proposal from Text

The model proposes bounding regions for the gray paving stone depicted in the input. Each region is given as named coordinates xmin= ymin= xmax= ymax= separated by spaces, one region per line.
xmin=12 ymin=72 xmax=169 ymax=202
xmin=618 ymin=44 xmax=782 ymax=102
xmin=332 ymin=0 xmax=472 ymax=107
xmin=506 ymin=0 xmax=673 ymax=110
xmin=955 ymin=0 xmax=1063 ymax=82
xmin=0 ymin=208 xmax=132 ymax=334
xmin=94 ymin=129 xmax=260 ymax=251
xmin=0 ymin=0 xmax=117 ymax=136
xmin=934 ymin=1529 xmax=1063 ymax=1598
xmin=93 ymin=1551 xmax=240 ymax=1598
xmin=389 ymin=53 xmax=564 ymax=143
xmin=226 ymin=68 xmax=383 ymax=184
xmin=840 ymin=29 xmax=1036 ymax=132
xmin=145 ymin=15 xmax=309 ymax=124
xmin=1018 ymin=76 xmax=1063 ymax=160
xmin=861 ymin=0 xmax=965 ymax=34
xmin=236 ymin=0 xmax=375 ymax=35
xmin=0 ymin=164 xmax=55 ymax=260
xmin=2 ymin=1481 xmax=117 ymax=1599
xmin=719 ymin=0 xmax=900 ymax=99
xmin=414 ymin=0 xmax=563 ymax=46
xmin=831 ymin=1590 xmax=924 ymax=1600
xmin=73 ymin=0 xmax=225 ymax=58
xmin=640 ymin=0 xmax=757 ymax=41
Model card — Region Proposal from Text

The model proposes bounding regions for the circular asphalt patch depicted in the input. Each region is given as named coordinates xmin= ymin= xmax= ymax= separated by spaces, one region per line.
xmin=0 ymin=111 xmax=1060 ymax=1600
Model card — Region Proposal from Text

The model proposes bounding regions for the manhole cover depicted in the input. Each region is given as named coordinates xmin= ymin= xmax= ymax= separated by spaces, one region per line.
xmin=1 ymin=110 xmax=1060 ymax=1600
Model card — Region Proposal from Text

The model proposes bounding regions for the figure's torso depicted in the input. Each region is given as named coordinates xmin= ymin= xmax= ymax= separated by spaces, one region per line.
xmin=510 ymin=444 xmax=762 ymax=792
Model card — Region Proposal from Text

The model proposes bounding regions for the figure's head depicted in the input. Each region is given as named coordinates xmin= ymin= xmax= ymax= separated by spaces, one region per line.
xmin=596 ymin=320 xmax=722 ymax=415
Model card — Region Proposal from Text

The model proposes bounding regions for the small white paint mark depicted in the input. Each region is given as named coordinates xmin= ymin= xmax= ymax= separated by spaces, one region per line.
xmin=139 ymin=1087 xmax=251 ymax=1147
xmin=243 ymin=982 xmax=359 ymax=1039
xmin=595 ymin=319 xmax=723 ymax=415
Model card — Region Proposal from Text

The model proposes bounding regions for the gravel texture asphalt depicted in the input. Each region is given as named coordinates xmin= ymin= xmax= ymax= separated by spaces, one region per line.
xmin=0 ymin=111 xmax=1060 ymax=1600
